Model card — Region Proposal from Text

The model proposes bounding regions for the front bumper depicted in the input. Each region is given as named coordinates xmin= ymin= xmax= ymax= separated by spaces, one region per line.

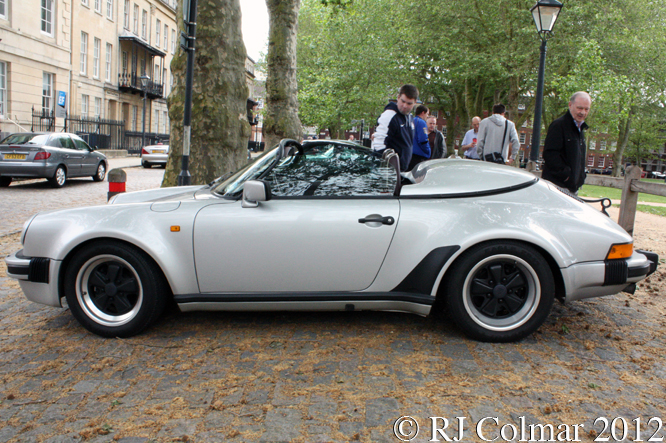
xmin=562 ymin=250 xmax=659 ymax=302
xmin=5 ymin=249 xmax=62 ymax=307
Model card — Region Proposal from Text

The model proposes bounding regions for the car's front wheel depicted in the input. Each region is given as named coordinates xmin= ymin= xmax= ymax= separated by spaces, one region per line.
xmin=93 ymin=162 xmax=106 ymax=182
xmin=64 ymin=241 xmax=167 ymax=337
xmin=49 ymin=165 xmax=67 ymax=188
xmin=445 ymin=241 xmax=554 ymax=342
xmin=0 ymin=176 xmax=11 ymax=187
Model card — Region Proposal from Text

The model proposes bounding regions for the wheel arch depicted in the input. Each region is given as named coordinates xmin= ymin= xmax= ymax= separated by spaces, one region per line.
xmin=434 ymin=239 xmax=565 ymax=310
xmin=58 ymin=237 xmax=174 ymax=302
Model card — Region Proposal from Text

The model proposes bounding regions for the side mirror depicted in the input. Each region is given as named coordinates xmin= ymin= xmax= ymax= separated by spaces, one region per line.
xmin=241 ymin=180 xmax=272 ymax=208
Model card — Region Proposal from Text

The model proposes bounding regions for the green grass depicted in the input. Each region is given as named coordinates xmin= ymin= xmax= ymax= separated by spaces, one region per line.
xmin=611 ymin=204 xmax=666 ymax=217
xmin=580 ymin=184 xmax=666 ymax=204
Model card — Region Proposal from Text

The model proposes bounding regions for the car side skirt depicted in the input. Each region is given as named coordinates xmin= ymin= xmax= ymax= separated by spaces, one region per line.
xmin=175 ymin=292 xmax=434 ymax=316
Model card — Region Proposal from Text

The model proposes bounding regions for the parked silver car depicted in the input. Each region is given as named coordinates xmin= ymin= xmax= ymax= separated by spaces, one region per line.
xmin=141 ymin=143 xmax=169 ymax=168
xmin=0 ymin=132 xmax=108 ymax=187
xmin=4 ymin=139 xmax=659 ymax=342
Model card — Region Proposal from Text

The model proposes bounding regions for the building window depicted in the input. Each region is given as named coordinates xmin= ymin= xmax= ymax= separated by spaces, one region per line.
xmin=1 ymin=0 xmax=7 ymax=18
xmin=600 ymin=140 xmax=607 ymax=150
xmin=82 ymin=0 xmax=89 ymax=7
xmin=123 ymin=0 xmax=129 ymax=28
xmin=93 ymin=38 xmax=101 ymax=78
xmin=140 ymin=59 xmax=145 ymax=76
xmin=589 ymin=140 xmax=595 ymax=150
xmin=519 ymin=133 xmax=526 ymax=144
xmin=0 ymin=62 xmax=6 ymax=117
xmin=597 ymin=157 xmax=605 ymax=168
xmin=106 ymin=0 xmax=113 ymax=19
xmin=122 ymin=51 xmax=128 ymax=74
xmin=154 ymin=109 xmax=159 ymax=132
xmin=154 ymin=64 xmax=160 ymax=83
xmin=80 ymin=32 xmax=88 ymax=75
xmin=131 ymin=105 xmax=137 ymax=130
xmin=94 ymin=97 xmax=102 ymax=118
xmin=105 ymin=43 xmax=112 ymax=81
xmin=41 ymin=0 xmax=54 ymax=35
xmin=133 ymin=4 xmax=138 ymax=34
xmin=171 ymin=29 xmax=176 ymax=54
xmin=164 ymin=24 xmax=168 ymax=49
xmin=81 ymin=94 xmax=89 ymax=117
xmin=588 ymin=155 xmax=594 ymax=167
xmin=163 ymin=67 xmax=167 ymax=92
xmin=94 ymin=0 xmax=101 ymax=13
xmin=141 ymin=9 xmax=147 ymax=40
xmin=156 ymin=19 xmax=161 ymax=47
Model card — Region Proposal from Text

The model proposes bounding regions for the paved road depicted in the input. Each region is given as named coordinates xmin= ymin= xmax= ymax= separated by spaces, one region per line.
xmin=1 ymin=167 xmax=665 ymax=442
xmin=0 ymin=157 xmax=163 ymax=237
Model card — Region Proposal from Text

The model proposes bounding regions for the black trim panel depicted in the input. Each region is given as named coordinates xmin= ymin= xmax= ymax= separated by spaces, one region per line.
xmin=628 ymin=263 xmax=651 ymax=278
xmin=399 ymin=178 xmax=538 ymax=199
xmin=174 ymin=292 xmax=435 ymax=305
xmin=391 ymin=246 xmax=461 ymax=294
xmin=604 ymin=259 xmax=628 ymax=285
xmin=28 ymin=258 xmax=50 ymax=283
xmin=7 ymin=265 xmax=29 ymax=276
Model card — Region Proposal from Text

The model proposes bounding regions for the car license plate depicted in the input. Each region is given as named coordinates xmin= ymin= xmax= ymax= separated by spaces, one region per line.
xmin=4 ymin=154 xmax=26 ymax=160
xmin=151 ymin=150 xmax=161 ymax=154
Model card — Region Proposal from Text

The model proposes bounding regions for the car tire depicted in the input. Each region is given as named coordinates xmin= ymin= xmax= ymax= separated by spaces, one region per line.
xmin=93 ymin=162 xmax=106 ymax=182
xmin=445 ymin=241 xmax=555 ymax=342
xmin=49 ymin=165 xmax=67 ymax=188
xmin=0 ymin=177 xmax=11 ymax=187
xmin=64 ymin=241 xmax=168 ymax=338
xmin=142 ymin=161 xmax=151 ymax=168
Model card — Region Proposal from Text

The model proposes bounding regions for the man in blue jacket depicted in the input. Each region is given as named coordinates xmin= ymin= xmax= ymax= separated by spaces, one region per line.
xmin=408 ymin=105 xmax=431 ymax=170
xmin=372 ymin=84 xmax=418 ymax=171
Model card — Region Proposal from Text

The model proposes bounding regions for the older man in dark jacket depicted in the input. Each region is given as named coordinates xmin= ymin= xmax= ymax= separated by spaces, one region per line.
xmin=426 ymin=115 xmax=449 ymax=159
xmin=541 ymin=92 xmax=592 ymax=193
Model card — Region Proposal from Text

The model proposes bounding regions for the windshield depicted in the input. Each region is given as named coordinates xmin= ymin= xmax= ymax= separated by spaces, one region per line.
xmin=212 ymin=142 xmax=398 ymax=198
xmin=1 ymin=134 xmax=51 ymax=145
xmin=213 ymin=147 xmax=280 ymax=197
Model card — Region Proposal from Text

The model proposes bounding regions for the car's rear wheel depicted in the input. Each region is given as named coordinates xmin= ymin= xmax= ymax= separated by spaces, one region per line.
xmin=0 ymin=176 xmax=11 ymax=187
xmin=64 ymin=241 xmax=167 ymax=337
xmin=49 ymin=165 xmax=66 ymax=188
xmin=93 ymin=162 xmax=106 ymax=182
xmin=142 ymin=161 xmax=151 ymax=168
xmin=445 ymin=241 xmax=554 ymax=342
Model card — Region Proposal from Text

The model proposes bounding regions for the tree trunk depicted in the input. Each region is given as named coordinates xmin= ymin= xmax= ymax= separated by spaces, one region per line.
xmin=263 ymin=0 xmax=303 ymax=149
xmin=162 ymin=0 xmax=250 ymax=187
xmin=613 ymin=107 xmax=634 ymax=177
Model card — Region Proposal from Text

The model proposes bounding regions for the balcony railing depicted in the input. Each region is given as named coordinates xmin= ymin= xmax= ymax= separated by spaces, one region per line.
xmin=118 ymin=72 xmax=164 ymax=99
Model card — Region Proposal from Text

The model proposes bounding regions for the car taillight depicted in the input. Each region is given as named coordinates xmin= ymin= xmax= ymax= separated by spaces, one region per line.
xmin=34 ymin=152 xmax=51 ymax=160
xmin=141 ymin=148 xmax=149 ymax=155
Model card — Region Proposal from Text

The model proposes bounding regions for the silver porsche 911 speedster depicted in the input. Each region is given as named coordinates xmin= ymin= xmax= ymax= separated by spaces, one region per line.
xmin=5 ymin=139 xmax=658 ymax=342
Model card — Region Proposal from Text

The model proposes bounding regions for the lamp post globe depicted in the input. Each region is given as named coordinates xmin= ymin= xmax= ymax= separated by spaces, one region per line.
xmin=140 ymin=74 xmax=150 ymax=151
xmin=526 ymin=0 xmax=562 ymax=172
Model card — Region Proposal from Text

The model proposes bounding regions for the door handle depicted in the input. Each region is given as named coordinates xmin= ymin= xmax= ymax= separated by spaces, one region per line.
xmin=358 ymin=215 xmax=395 ymax=225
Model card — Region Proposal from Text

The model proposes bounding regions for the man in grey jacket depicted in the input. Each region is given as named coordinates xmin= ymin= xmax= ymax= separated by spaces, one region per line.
xmin=476 ymin=103 xmax=520 ymax=165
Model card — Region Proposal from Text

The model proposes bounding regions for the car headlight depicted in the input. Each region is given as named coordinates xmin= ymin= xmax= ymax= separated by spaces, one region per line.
xmin=21 ymin=214 xmax=38 ymax=245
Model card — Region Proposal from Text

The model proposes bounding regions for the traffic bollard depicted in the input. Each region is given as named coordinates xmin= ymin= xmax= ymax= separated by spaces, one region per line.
xmin=107 ymin=168 xmax=127 ymax=201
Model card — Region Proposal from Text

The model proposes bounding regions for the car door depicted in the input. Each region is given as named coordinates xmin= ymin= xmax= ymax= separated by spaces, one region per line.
xmin=57 ymin=135 xmax=83 ymax=176
xmin=71 ymin=134 xmax=97 ymax=175
xmin=193 ymin=143 xmax=401 ymax=293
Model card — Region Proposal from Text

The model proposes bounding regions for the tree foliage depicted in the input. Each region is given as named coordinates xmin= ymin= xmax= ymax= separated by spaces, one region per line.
xmin=296 ymin=0 xmax=666 ymax=164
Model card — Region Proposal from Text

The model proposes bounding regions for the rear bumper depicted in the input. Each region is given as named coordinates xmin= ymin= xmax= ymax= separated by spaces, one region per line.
xmin=141 ymin=153 xmax=168 ymax=164
xmin=562 ymin=250 xmax=658 ymax=302
xmin=0 ymin=161 xmax=57 ymax=178
xmin=5 ymin=249 xmax=62 ymax=307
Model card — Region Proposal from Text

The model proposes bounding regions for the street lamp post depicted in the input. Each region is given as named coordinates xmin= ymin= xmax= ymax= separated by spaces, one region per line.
xmin=177 ymin=0 xmax=198 ymax=186
xmin=526 ymin=0 xmax=563 ymax=172
xmin=140 ymin=74 xmax=150 ymax=151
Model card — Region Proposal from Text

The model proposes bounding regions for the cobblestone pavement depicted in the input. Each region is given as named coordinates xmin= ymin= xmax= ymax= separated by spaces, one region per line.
xmin=1 ymin=167 xmax=666 ymax=442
